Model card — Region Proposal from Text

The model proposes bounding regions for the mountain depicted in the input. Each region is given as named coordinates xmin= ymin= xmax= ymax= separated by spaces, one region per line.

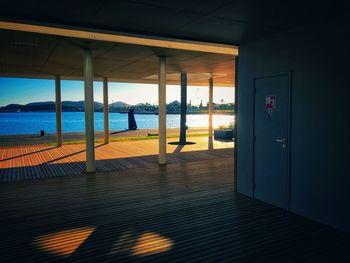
xmin=166 ymin=100 xmax=180 ymax=113
xmin=0 ymin=100 xmax=234 ymax=113
xmin=109 ymin=101 xmax=130 ymax=109
xmin=61 ymin=101 xmax=103 ymax=112
xmin=0 ymin=101 xmax=104 ymax=112
xmin=167 ymin=100 xmax=180 ymax=107
xmin=0 ymin=104 xmax=26 ymax=112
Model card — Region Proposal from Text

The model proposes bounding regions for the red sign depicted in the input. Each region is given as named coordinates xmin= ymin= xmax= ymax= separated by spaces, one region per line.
xmin=265 ymin=95 xmax=276 ymax=116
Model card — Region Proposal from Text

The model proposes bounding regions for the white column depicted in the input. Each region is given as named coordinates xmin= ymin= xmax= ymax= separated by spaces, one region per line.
xmin=83 ymin=49 xmax=96 ymax=173
xmin=208 ymin=76 xmax=214 ymax=138
xmin=158 ymin=56 xmax=167 ymax=164
xmin=55 ymin=75 xmax=63 ymax=147
xmin=103 ymin=77 xmax=109 ymax=144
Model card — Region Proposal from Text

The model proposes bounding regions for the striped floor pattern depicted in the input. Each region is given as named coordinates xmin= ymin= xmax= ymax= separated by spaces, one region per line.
xmin=0 ymin=158 xmax=349 ymax=262
xmin=0 ymin=136 xmax=233 ymax=182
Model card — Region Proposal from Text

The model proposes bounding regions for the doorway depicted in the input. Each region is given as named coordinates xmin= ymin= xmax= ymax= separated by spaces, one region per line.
xmin=253 ymin=72 xmax=291 ymax=209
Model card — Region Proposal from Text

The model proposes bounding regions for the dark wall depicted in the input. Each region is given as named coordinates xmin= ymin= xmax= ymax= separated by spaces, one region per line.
xmin=237 ymin=14 xmax=350 ymax=233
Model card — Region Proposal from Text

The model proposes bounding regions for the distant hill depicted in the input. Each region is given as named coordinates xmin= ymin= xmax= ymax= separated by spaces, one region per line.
xmin=0 ymin=101 xmax=104 ymax=112
xmin=61 ymin=101 xmax=103 ymax=112
xmin=0 ymin=104 xmax=26 ymax=112
xmin=109 ymin=101 xmax=130 ymax=110
xmin=167 ymin=100 xmax=180 ymax=107
xmin=0 ymin=100 xmax=234 ymax=114
xmin=167 ymin=100 xmax=180 ymax=113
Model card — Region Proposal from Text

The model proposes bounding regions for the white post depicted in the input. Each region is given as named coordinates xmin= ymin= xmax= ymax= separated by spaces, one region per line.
xmin=208 ymin=77 xmax=214 ymax=150
xmin=208 ymin=76 xmax=214 ymax=138
xmin=158 ymin=56 xmax=167 ymax=164
xmin=103 ymin=77 xmax=109 ymax=144
xmin=83 ymin=49 xmax=96 ymax=173
xmin=55 ymin=75 xmax=63 ymax=147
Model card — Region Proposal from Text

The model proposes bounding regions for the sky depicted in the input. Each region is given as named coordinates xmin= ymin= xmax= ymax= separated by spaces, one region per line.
xmin=0 ymin=77 xmax=234 ymax=107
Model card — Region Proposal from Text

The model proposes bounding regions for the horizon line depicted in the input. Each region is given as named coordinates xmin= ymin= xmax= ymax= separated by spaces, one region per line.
xmin=0 ymin=99 xmax=234 ymax=108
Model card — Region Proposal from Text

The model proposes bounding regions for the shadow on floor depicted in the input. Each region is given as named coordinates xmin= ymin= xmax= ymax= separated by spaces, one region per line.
xmin=0 ymin=148 xmax=233 ymax=183
xmin=0 ymin=146 xmax=58 ymax=162
xmin=110 ymin=130 xmax=130 ymax=135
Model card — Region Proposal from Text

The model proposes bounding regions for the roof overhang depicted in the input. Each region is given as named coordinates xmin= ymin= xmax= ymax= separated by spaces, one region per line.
xmin=0 ymin=21 xmax=238 ymax=86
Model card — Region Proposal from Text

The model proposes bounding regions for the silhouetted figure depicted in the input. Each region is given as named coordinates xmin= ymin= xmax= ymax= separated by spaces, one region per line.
xmin=128 ymin=108 xmax=137 ymax=130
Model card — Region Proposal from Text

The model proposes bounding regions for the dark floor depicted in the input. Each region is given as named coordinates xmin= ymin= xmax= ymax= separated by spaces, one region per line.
xmin=0 ymin=157 xmax=349 ymax=262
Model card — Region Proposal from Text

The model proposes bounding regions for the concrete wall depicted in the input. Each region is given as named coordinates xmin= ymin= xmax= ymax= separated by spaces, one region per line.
xmin=237 ymin=13 xmax=350 ymax=233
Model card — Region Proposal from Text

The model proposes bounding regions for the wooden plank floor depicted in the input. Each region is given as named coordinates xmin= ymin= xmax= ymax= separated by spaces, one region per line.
xmin=0 ymin=128 xmax=209 ymax=147
xmin=0 ymin=158 xmax=349 ymax=262
xmin=0 ymin=136 xmax=233 ymax=182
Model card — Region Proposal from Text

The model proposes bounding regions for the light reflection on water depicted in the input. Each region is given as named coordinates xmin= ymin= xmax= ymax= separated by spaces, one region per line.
xmin=0 ymin=112 xmax=234 ymax=135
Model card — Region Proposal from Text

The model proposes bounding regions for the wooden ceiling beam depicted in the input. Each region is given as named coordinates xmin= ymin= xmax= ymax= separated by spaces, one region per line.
xmin=0 ymin=21 xmax=239 ymax=56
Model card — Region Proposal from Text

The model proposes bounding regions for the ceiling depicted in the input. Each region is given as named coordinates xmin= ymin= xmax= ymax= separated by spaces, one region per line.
xmin=0 ymin=29 xmax=235 ymax=86
xmin=0 ymin=0 xmax=346 ymax=85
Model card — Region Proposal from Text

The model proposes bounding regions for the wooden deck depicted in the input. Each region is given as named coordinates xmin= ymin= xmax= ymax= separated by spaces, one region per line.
xmin=0 ymin=158 xmax=349 ymax=262
xmin=0 ymin=127 xmax=209 ymax=147
xmin=0 ymin=136 xmax=233 ymax=182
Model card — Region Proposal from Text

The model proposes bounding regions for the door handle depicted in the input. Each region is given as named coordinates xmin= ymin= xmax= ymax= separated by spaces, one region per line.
xmin=275 ymin=138 xmax=287 ymax=143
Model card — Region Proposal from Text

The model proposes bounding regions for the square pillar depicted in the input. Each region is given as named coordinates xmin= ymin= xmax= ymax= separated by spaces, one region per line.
xmin=208 ymin=76 xmax=214 ymax=138
xmin=103 ymin=77 xmax=109 ymax=144
xmin=158 ymin=56 xmax=167 ymax=165
xmin=55 ymin=75 xmax=63 ymax=147
xmin=233 ymin=56 xmax=238 ymax=192
xmin=180 ymin=72 xmax=187 ymax=144
xmin=83 ymin=49 xmax=96 ymax=173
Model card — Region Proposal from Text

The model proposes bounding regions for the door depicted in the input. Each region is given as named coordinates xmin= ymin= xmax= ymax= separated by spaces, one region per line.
xmin=253 ymin=73 xmax=290 ymax=209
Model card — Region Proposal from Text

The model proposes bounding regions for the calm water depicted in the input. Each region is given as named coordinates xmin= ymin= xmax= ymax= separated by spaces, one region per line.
xmin=0 ymin=112 xmax=234 ymax=135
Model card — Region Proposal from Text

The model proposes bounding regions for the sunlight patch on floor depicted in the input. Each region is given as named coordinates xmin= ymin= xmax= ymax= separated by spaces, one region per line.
xmin=110 ymin=231 xmax=174 ymax=257
xmin=33 ymin=227 xmax=95 ymax=257
xmin=131 ymin=232 xmax=174 ymax=256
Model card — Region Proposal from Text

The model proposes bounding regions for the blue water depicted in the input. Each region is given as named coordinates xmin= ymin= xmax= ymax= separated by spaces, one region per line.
xmin=0 ymin=112 xmax=234 ymax=135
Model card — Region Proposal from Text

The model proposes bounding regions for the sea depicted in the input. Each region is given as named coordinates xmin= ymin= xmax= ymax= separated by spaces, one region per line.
xmin=0 ymin=112 xmax=234 ymax=135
